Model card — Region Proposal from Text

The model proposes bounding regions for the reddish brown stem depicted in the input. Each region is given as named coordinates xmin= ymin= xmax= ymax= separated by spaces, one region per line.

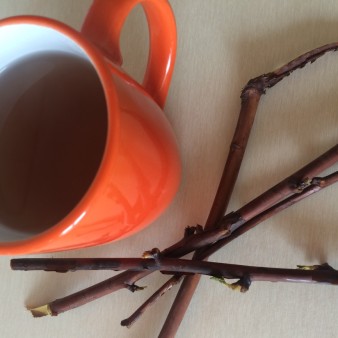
xmin=25 ymin=259 xmax=335 ymax=317
xmin=12 ymin=259 xmax=338 ymax=301
xmin=42 ymin=270 xmax=147 ymax=315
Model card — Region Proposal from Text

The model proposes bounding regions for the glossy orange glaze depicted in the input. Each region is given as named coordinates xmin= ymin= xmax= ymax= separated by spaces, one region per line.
xmin=82 ymin=0 xmax=177 ymax=108
xmin=0 ymin=0 xmax=180 ymax=254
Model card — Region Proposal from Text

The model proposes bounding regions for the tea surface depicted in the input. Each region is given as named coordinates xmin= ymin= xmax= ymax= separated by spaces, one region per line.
xmin=0 ymin=52 xmax=107 ymax=235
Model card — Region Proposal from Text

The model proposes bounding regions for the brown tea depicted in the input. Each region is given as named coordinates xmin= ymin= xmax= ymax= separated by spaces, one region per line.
xmin=0 ymin=52 xmax=107 ymax=236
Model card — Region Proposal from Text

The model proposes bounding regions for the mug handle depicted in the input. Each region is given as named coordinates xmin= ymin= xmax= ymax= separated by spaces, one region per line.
xmin=82 ymin=0 xmax=177 ymax=108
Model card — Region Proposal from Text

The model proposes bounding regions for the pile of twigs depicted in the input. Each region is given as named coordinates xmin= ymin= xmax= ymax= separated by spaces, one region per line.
xmin=11 ymin=43 xmax=338 ymax=337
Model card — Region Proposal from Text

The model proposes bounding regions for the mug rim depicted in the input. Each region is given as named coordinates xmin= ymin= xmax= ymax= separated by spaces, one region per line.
xmin=0 ymin=15 xmax=120 ymax=253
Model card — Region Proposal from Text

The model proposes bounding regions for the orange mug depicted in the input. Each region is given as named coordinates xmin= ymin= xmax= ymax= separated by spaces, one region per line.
xmin=0 ymin=0 xmax=180 ymax=255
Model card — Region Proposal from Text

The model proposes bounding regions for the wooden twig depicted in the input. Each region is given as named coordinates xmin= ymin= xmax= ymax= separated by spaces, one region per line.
xmin=121 ymin=275 xmax=182 ymax=328
xmin=11 ymin=258 xmax=338 ymax=318
xmin=11 ymin=258 xmax=338 ymax=285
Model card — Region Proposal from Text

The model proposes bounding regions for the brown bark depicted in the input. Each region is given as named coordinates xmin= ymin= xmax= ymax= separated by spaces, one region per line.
xmin=13 ymin=258 xmax=338 ymax=285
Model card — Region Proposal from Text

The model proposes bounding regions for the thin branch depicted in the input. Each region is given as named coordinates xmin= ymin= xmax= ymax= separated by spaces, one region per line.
xmin=11 ymin=258 xmax=338 ymax=285
xmin=25 ymin=260 xmax=337 ymax=318
xmin=121 ymin=275 xmax=183 ymax=328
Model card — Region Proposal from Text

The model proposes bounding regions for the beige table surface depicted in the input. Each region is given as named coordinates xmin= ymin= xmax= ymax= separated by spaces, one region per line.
xmin=1 ymin=1 xmax=338 ymax=337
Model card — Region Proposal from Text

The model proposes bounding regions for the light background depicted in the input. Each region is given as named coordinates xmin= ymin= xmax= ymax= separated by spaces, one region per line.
xmin=0 ymin=1 xmax=338 ymax=337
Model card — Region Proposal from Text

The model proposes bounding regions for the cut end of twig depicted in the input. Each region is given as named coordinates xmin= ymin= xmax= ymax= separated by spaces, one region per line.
xmin=121 ymin=318 xmax=133 ymax=328
xmin=29 ymin=304 xmax=52 ymax=317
